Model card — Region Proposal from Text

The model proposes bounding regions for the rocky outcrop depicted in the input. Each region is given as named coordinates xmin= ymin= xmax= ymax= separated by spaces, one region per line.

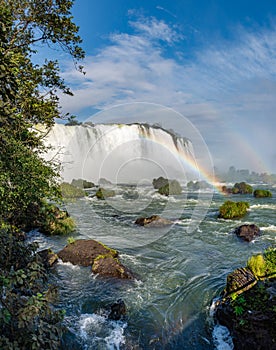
xmin=58 ymin=239 xmax=135 ymax=279
xmin=158 ymin=180 xmax=182 ymax=196
xmin=135 ymin=215 xmax=173 ymax=227
xmin=253 ymin=189 xmax=272 ymax=198
xmin=152 ymin=176 xmax=169 ymax=189
xmin=234 ymin=224 xmax=261 ymax=242
xmin=218 ymin=200 xmax=249 ymax=219
xmin=95 ymin=187 xmax=116 ymax=200
xmin=108 ymin=299 xmax=127 ymax=320
xmin=58 ymin=239 xmax=118 ymax=266
xmin=214 ymin=247 xmax=276 ymax=350
xmin=92 ymin=256 xmax=134 ymax=279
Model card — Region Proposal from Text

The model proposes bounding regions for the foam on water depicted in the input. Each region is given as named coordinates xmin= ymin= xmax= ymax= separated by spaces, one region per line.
xmin=212 ymin=325 xmax=234 ymax=350
xmin=250 ymin=204 xmax=276 ymax=210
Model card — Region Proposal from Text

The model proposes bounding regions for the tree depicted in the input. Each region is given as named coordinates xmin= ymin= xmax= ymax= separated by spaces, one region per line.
xmin=0 ymin=0 xmax=85 ymax=227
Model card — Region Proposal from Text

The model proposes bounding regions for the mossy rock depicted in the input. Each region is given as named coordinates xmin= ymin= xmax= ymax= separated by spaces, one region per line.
xmin=96 ymin=187 xmax=116 ymax=199
xmin=232 ymin=182 xmax=253 ymax=194
xmin=247 ymin=247 xmax=276 ymax=278
xmin=158 ymin=180 xmax=182 ymax=196
xmin=135 ymin=215 xmax=173 ymax=227
xmin=152 ymin=176 xmax=169 ymax=189
xmin=92 ymin=255 xmax=134 ymax=279
xmin=218 ymin=200 xmax=249 ymax=219
xmin=71 ymin=178 xmax=95 ymax=189
xmin=58 ymin=239 xmax=118 ymax=266
xmin=187 ymin=180 xmax=210 ymax=190
xmin=60 ymin=182 xmax=86 ymax=198
xmin=253 ymin=189 xmax=272 ymax=198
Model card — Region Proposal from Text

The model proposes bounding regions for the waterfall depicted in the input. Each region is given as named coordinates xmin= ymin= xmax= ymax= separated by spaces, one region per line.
xmin=43 ymin=123 xmax=196 ymax=184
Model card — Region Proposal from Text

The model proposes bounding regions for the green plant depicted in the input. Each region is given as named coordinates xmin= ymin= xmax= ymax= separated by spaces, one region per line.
xmin=60 ymin=182 xmax=86 ymax=199
xmin=218 ymin=200 xmax=249 ymax=219
xmin=67 ymin=236 xmax=76 ymax=245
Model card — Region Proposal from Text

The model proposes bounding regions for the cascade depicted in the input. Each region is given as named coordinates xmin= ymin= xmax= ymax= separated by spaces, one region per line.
xmin=43 ymin=123 xmax=196 ymax=183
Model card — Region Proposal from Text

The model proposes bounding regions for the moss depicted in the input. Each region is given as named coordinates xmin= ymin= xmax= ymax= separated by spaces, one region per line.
xmin=97 ymin=241 xmax=118 ymax=257
xmin=60 ymin=182 xmax=86 ymax=199
xmin=253 ymin=189 xmax=272 ymax=198
xmin=219 ymin=200 xmax=249 ymax=219
xmin=247 ymin=254 xmax=266 ymax=277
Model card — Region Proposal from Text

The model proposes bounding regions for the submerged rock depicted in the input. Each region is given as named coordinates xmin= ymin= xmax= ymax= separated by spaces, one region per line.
xmin=58 ymin=239 xmax=118 ymax=266
xmin=234 ymin=224 xmax=261 ymax=242
xmin=108 ymin=299 xmax=127 ymax=320
xmin=135 ymin=215 xmax=173 ymax=227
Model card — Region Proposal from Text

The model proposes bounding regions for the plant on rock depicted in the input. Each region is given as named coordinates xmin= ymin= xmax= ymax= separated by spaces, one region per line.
xmin=218 ymin=201 xmax=249 ymax=219
xmin=253 ymin=189 xmax=272 ymax=198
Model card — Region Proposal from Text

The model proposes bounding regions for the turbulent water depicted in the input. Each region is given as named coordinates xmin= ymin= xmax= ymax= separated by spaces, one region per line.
xmin=29 ymin=185 xmax=276 ymax=350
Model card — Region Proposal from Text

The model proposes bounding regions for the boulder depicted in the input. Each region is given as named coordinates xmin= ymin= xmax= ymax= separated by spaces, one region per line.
xmin=152 ymin=176 xmax=169 ymax=189
xmin=253 ymin=189 xmax=272 ymax=198
xmin=234 ymin=224 xmax=261 ymax=242
xmin=37 ymin=249 xmax=58 ymax=268
xmin=58 ymin=239 xmax=118 ymax=267
xmin=108 ymin=299 xmax=127 ymax=320
xmin=158 ymin=180 xmax=182 ymax=196
xmin=92 ymin=255 xmax=134 ymax=279
xmin=135 ymin=215 xmax=173 ymax=227
xmin=95 ymin=187 xmax=116 ymax=200
xmin=225 ymin=267 xmax=256 ymax=296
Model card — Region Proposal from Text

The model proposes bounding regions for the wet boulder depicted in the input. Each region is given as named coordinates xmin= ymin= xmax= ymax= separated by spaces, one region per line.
xmin=37 ymin=248 xmax=58 ymax=268
xmin=225 ymin=267 xmax=257 ymax=296
xmin=58 ymin=239 xmax=118 ymax=267
xmin=135 ymin=215 xmax=173 ymax=227
xmin=96 ymin=187 xmax=116 ymax=200
xmin=234 ymin=224 xmax=261 ymax=242
xmin=92 ymin=255 xmax=134 ymax=279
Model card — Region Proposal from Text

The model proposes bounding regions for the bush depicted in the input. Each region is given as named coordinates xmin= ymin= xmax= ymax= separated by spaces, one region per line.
xmin=253 ymin=189 xmax=272 ymax=198
xmin=247 ymin=247 xmax=276 ymax=278
xmin=60 ymin=182 xmax=86 ymax=198
xmin=218 ymin=200 xmax=249 ymax=219
xmin=158 ymin=180 xmax=182 ymax=196
xmin=152 ymin=176 xmax=169 ymax=189
xmin=247 ymin=254 xmax=266 ymax=277
xmin=0 ymin=225 xmax=63 ymax=349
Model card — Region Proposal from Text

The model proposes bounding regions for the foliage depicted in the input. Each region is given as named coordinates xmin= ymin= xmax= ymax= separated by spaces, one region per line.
xmin=0 ymin=225 xmax=63 ymax=349
xmin=60 ymin=182 xmax=86 ymax=198
xmin=0 ymin=0 xmax=84 ymax=228
xmin=253 ymin=189 xmax=272 ymax=198
xmin=218 ymin=200 xmax=250 ymax=219
xmin=158 ymin=180 xmax=182 ymax=196
xmin=67 ymin=236 xmax=76 ymax=245
xmin=96 ymin=187 xmax=116 ymax=200
xmin=65 ymin=115 xmax=82 ymax=126
xmin=247 ymin=247 xmax=276 ymax=278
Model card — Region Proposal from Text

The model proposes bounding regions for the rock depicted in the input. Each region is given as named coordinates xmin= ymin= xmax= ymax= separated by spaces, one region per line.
xmin=98 ymin=178 xmax=112 ymax=186
xmin=135 ymin=215 xmax=173 ymax=227
xmin=58 ymin=239 xmax=118 ymax=266
xmin=92 ymin=255 xmax=134 ymax=279
xmin=71 ymin=178 xmax=95 ymax=189
xmin=60 ymin=182 xmax=86 ymax=198
xmin=253 ymin=189 xmax=272 ymax=198
xmin=234 ymin=224 xmax=261 ymax=242
xmin=152 ymin=176 xmax=169 ymax=189
xmin=225 ymin=267 xmax=257 ymax=296
xmin=37 ymin=248 xmax=58 ymax=268
xmin=215 ymin=280 xmax=276 ymax=350
xmin=158 ymin=180 xmax=182 ymax=196
xmin=108 ymin=299 xmax=127 ymax=320
xmin=95 ymin=187 xmax=116 ymax=200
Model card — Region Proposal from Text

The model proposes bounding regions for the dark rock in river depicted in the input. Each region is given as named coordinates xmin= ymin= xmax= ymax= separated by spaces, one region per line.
xmin=152 ymin=176 xmax=169 ymax=189
xmin=37 ymin=248 xmax=58 ymax=268
xmin=108 ymin=299 xmax=127 ymax=320
xmin=234 ymin=224 xmax=261 ymax=242
xmin=96 ymin=187 xmax=116 ymax=200
xmin=58 ymin=239 xmax=118 ymax=267
xmin=135 ymin=215 xmax=173 ymax=227
xmin=225 ymin=267 xmax=257 ymax=296
xmin=92 ymin=255 xmax=135 ymax=279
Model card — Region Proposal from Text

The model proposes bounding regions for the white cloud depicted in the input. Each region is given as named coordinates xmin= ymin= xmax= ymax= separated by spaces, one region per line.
xmin=60 ymin=16 xmax=276 ymax=172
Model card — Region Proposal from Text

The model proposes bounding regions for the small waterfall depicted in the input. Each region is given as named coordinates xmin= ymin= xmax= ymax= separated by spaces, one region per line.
xmin=43 ymin=123 xmax=196 ymax=183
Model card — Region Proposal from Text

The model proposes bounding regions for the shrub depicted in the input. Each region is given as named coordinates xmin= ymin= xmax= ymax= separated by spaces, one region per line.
xmin=247 ymin=248 xmax=276 ymax=277
xmin=152 ymin=176 xmax=169 ymax=189
xmin=253 ymin=189 xmax=272 ymax=198
xmin=247 ymin=254 xmax=266 ymax=277
xmin=218 ymin=200 xmax=249 ymax=219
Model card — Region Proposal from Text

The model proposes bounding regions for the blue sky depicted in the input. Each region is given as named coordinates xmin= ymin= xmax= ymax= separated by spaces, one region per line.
xmin=57 ymin=0 xmax=276 ymax=173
